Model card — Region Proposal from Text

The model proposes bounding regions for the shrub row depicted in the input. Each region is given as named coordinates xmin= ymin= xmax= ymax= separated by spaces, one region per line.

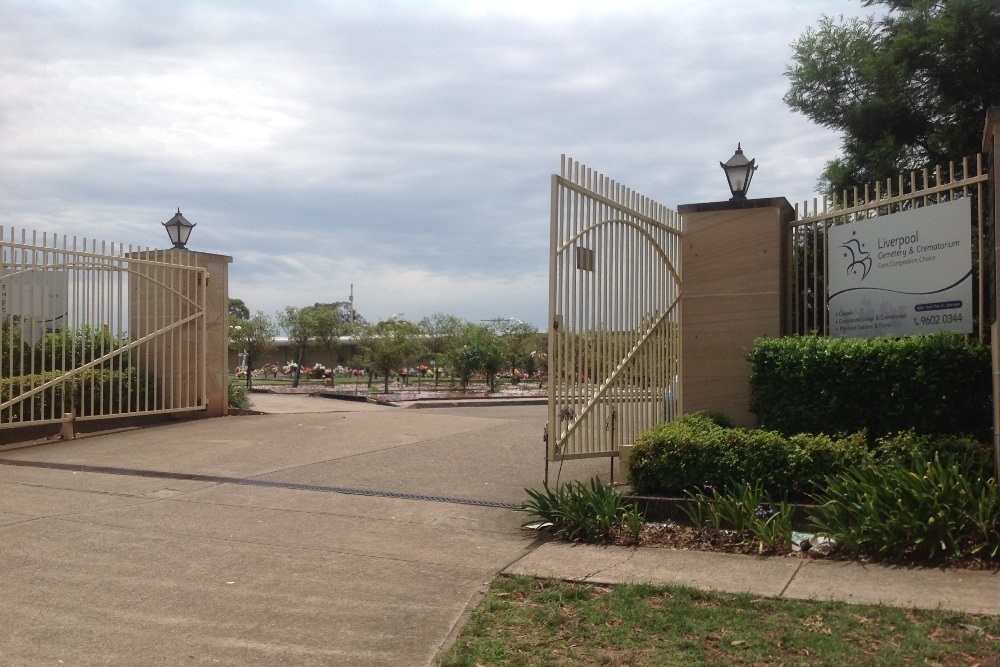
xmin=810 ymin=454 xmax=1000 ymax=562
xmin=3 ymin=326 xmax=130 ymax=377
xmin=521 ymin=458 xmax=1000 ymax=564
xmin=747 ymin=334 xmax=991 ymax=442
xmin=1 ymin=369 xmax=155 ymax=423
xmin=674 ymin=455 xmax=1000 ymax=564
xmin=626 ymin=412 xmax=993 ymax=498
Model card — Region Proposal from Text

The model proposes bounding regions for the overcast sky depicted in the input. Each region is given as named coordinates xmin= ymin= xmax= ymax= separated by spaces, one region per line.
xmin=1 ymin=0 xmax=877 ymax=329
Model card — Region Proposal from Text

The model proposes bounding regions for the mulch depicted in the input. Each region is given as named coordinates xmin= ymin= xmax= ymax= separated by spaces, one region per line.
xmin=606 ymin=522 xmax=1000 ymax=571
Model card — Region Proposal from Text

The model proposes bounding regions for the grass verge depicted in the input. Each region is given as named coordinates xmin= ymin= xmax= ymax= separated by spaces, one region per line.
xmin=440 ymin=575 xmax=1000 ymax=667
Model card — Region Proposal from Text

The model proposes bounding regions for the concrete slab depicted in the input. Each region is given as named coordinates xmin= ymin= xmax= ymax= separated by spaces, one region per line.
xmin=0 ymin=411 xmax=499 ymax=480
xmin=0 ymin=510 xmax=33 ymax=526
xmin=0 ymin=402 xmax=589 ymax=666
xmin=255 ymin=407 xmax=608 ymax=505
xmin=0 ymin=478 xmax=156 ymax=517
xmin=504 ymin=542 xmax=1000 ymax=616
xmin=179 ymin=484 xmax=527 ymax=535
xmin=0 ymin=464 xmax=218 ymax=498
xmin=0 ymin=518 xmax=491 ymax=666
xmin=504 ymin=542 xmax=802 ymax=597
xmin=785 ymin=559 xmax=1000 ymax=615
xmin=66 ymin=496 xmax=531 ymax=572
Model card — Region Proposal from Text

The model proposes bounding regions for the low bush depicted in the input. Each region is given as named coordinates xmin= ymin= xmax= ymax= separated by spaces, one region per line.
xmin=1 ymin=368 xmax=154 ymax=423
xmin=682 ymin=483 xmax=794 ymax=552
xmin=627 ymin=413 xmax=871 ymax=498
xmin=517 ymin=477 xmax=644 ymax=543
xmin=228 ymin=381 xmax=252 ymax=410
xmin=748 ymin=334 xmax=991 ymax=442
xmin=627 ymin=414 xmax=995 ymax=499
xmin=872 ymin=430 xmax=994 ymax=480
xmin=810 ymin=454 xmax=1000 ymax=563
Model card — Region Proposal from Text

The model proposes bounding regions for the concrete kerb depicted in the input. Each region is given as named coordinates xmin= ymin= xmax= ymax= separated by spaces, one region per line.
xmin=393 ymin=398 xmax=548 ymax=409
xmin=251 ymin=385 xmax=548 ymax=409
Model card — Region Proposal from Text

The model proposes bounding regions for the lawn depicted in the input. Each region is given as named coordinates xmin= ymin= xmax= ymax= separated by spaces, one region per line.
xmin=440 ymin=575 xmax=1000 ymax=667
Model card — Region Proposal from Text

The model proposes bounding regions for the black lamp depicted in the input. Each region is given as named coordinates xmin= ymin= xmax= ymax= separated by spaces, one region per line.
xmin=162 ymin=208 xmax=196 ymax=249
xmin=720 ymin=144 xmax=757 ymax=201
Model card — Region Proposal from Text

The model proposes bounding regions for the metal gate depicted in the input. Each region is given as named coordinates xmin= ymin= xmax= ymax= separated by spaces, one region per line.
xmin=1 ymin=227 xmax=207 ymax=431
xmin=547 ymin=156 xmax=683 ymax=463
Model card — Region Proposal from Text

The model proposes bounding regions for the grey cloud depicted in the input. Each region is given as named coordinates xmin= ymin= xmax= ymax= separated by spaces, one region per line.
xmin=1 ymin=0 xmax=865 ymax=327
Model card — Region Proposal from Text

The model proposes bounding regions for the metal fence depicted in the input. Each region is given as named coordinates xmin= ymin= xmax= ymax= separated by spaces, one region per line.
xmin=548 ymin=156 xmax=683 ymax=462
xmin=789 ymin=155 xmax=989 ymax=339
xmin=1 ymin=227 xmax=207 ymax=431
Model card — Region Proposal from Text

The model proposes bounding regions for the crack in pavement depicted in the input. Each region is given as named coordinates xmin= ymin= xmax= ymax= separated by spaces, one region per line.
xmin=778 ymin=559 xmax=805 ymax=598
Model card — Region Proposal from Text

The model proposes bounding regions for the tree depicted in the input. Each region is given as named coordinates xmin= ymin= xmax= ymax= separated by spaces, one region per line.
xmin=229 ymin=311 xmax=277 ymax=389
xmin=784 ymin=0 xmax=1000 ymax=195
xmin=312 ymin=301 xmax=366 ymax=327
xmin=447 ymin=323 xmax=505 ymax=392
xmin=497 ymin=321 xmax=541 ymax=377
xmin=310 ymin=302 xmax=359 ymax=366
xmin=357 ymin=317 xmax=421 ymax=394
xmin=229 ymin=298 xmax=250 ymax=320
xmin=418 ymin=313 xmax=465 ymax=381
xmin=277 ymin=306 xmax=317 ymax=388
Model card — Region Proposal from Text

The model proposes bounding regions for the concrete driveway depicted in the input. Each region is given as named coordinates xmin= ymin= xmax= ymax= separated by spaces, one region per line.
xmin=0 ymin=397 xmax=605 ymax=666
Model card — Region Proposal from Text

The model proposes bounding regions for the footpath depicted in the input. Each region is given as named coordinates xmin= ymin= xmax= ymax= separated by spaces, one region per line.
xmin=504 ymin=542 xmax=1000 ymax=616
xmin=0 ymin=394 xmax=995 ymax=667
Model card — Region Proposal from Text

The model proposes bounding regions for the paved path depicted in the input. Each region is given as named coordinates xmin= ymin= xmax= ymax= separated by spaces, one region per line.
xmin=1 ymin=397 xmax=997 ymax=666
xmin=506 ymin=543 xmax=1000 ymax=616
xmin=0 ymin=398 xmax=605 ymax=666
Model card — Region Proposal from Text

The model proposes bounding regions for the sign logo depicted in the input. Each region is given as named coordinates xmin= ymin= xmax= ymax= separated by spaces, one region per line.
xmin=840 ymin=236 xmax=872 ymax=280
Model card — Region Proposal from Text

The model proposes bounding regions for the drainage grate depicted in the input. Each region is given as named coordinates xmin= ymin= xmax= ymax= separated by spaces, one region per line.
xmin=0 ymin=458 xmax=519 ymax=509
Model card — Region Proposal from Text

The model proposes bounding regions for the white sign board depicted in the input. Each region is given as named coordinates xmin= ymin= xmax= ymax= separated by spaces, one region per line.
xmin=827 ymin=197 xmax=972 ymax=338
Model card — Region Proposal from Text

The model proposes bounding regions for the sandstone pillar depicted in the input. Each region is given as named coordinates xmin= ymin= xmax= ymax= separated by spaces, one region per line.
xmin=676 ymin=197 xmax=793 ymax=427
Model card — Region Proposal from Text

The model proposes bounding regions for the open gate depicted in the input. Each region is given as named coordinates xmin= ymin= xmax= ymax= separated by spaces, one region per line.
xmin=1 ymin=227 xmax=208 ymax=433
xmin=547 ymin=156 xmax=683 ymax=468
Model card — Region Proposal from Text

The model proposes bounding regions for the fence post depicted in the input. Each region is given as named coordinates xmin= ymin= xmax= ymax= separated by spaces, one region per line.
xmin=983 ymin=108 xmax=1000 ymax=481
xmin=676 ymin=197 xmax=794 ymax=427
xmin=191 ymin=251 xmax=232 ymax=418
xmin=128 ymin=249 xmax=232 ymax=418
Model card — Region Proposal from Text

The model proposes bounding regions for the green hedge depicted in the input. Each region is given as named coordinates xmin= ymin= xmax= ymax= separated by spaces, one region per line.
xmin=748 ymin=334 xmax=991 ymax=442
xmin=627 ymin=412 xmax=993 ymax=498
xmin=2 ymin=325 xmax=130 ymax=377
xmin=1 ymin=369 xmax=155 ymax=423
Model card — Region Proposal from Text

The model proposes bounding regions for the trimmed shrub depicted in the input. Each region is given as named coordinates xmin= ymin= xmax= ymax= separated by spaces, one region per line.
xmin=1 ymin=369 xmax=154 ymax=423
xmin=748 ymin=334 xmax=991 ymax=442
xmin=627 ymin=413 xmax=994 ymax=499
xmin=628 ymin=413 xmax=872 ymax=498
